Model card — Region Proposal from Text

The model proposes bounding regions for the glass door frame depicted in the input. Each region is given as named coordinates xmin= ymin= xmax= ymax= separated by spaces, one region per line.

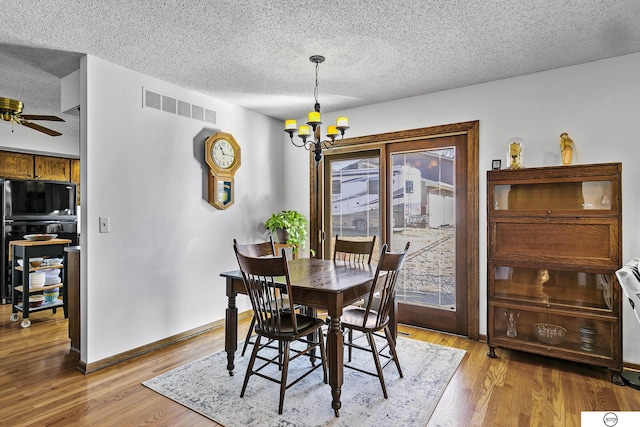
xmin=310 ymin=121 xmax=479 ymax=340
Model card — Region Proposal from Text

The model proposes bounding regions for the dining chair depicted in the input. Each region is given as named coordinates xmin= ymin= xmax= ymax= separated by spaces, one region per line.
xmin=233 ymin=237 xmax=281 ymax=357
xmin=332 ymin=234 xmax=378 ymax=340
xmin=341 ymin=242 xmax=410 ymax=398
xmin=234 ymin=245 xmax=328 ymax=414
xmin=333 ymin=234 xmax=376 ymax=264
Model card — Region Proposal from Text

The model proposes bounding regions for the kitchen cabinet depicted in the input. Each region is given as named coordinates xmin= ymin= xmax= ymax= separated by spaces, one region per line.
xmin=9 ymin=239 xmax=71 ymax=328
xmin=486 ymin=163 xmax=623 ymax=384
xmin=34 ymin=155 xmax=71 ymax=180
xmin=0 ymin=151 xmax=34 ymax=179
xmin=71 ymin=159 xmax=81 ymax=206
xmin=0 ymin=150 xmax=75 ymax=181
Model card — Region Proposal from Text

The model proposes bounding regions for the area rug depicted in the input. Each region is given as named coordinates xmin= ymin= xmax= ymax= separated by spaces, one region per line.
xmin=143 ymin=337 xmax=465 ymax=427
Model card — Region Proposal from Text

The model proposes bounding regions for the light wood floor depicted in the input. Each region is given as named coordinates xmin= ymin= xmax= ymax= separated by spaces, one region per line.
xmin=1 ymin=305 xmax=638 ymax=427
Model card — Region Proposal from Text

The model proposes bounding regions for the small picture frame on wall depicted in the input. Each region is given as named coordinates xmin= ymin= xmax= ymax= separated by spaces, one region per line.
xmin=492 ymin=159 xmax=501 ymax=170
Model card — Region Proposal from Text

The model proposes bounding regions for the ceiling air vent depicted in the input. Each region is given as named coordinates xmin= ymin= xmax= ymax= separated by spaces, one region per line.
xmin=143 ymin=88 xmax=216 ymax=125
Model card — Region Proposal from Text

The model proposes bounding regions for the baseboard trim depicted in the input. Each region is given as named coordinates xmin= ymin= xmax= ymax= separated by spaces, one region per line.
xmin=78 ymin=310 xmax=253 ymax=374
xmin=625 ymin=362 xmax=640 ymax=372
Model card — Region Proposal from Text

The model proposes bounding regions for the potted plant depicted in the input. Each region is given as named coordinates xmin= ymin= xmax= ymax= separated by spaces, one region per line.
xmin=264 ymin=210 xmax=309 ymax=252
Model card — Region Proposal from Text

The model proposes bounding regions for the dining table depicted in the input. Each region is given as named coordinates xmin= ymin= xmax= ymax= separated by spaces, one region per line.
xmin=220 ymin=257 xmax=396 ymax=417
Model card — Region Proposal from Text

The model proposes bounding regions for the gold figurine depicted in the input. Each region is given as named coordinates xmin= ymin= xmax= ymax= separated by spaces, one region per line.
xmin=560 ymin=132 xmax=575 ymax=165
xmin=536 ymin=269 xmax=550 ymax=303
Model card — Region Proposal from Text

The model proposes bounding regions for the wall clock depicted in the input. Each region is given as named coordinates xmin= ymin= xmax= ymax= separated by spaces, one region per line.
xmin=205 ymin=131 xmax=241 ymax=209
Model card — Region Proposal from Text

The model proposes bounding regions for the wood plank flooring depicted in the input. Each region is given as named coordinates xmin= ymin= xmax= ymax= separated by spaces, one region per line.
xmin=1 ymin=304 xmax=638 ymax=426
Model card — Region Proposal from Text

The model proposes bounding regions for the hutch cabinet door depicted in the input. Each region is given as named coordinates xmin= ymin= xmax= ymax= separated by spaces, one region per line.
xmin=489 ymin=217 xmax=620 ymax=270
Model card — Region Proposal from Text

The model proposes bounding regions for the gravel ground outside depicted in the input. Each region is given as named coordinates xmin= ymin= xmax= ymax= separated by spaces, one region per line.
xmin=392 ymin=226 xmax=456 ymax=308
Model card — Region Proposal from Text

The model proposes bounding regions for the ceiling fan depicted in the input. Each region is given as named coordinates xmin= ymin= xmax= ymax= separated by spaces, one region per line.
xmin=0 ymin=97 xmax=65 ymax=137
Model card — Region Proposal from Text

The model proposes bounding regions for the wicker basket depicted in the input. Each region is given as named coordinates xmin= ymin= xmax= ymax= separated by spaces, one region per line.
xmin=533 ymin=323 xmax=567 ymax=345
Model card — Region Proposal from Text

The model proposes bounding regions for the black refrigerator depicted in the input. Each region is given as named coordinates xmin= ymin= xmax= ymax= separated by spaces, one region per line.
xmin=1 ymin=179 xmax=78 ymax=303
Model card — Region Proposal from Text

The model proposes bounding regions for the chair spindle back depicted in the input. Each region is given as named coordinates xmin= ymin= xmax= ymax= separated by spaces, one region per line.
xmin=333 ymin=234 xmax=377 ymax=264
xmin=362 ymin=242 xmax=410 ymax=329
xmin=234 ymin=245 xmax=299 ymax=335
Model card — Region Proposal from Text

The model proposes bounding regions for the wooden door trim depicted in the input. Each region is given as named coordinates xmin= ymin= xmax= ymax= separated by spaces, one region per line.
xmin=310 ymin=121 xmax=479 ymax=340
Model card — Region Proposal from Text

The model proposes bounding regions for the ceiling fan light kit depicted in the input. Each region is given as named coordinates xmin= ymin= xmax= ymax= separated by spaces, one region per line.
xmin=0 ymin=97 xmax=65 ymax=137
xmin=284 ymin=55 xmax=349 ymax=163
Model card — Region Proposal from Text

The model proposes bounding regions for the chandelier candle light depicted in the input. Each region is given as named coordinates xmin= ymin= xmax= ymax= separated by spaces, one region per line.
xmin=284 ymin=55 xmax=349 ymax=163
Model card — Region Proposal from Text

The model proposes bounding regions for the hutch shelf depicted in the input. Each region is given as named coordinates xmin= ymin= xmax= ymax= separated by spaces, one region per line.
xmin=486 ymin=162 xmax=623 ymax=385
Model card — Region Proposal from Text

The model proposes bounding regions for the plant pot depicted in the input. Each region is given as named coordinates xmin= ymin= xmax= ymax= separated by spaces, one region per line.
xmin=276 ymin=228 xmax=290 ymax=244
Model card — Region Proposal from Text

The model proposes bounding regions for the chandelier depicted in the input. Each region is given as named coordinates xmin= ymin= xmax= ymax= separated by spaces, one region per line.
xmin=284 ymin=55 xmax=349 ymax=163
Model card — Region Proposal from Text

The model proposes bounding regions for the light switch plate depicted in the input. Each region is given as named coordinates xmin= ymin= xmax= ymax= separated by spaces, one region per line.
xmin=99 ymin=217 xmax=110 ymax=233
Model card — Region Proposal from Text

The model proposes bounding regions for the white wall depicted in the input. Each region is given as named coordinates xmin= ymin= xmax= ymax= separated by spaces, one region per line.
xmin=80 ymin=55 xmax=284 ymax=363
xmin=284 ymin=52 xmax=640 ymax=364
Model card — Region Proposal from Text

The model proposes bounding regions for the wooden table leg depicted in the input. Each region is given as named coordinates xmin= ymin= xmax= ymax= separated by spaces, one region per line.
xmin=225 ymin=278 xmax=238 ymax=376
xmin=326 ymin=300 xmax=344 ymax=417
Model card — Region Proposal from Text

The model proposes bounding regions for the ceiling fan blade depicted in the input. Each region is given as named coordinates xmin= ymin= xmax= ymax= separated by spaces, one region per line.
xmin=20 ymin=114 xmax=65 ymax=122
xmin=21 ymin=120 xmax=63 ymax=137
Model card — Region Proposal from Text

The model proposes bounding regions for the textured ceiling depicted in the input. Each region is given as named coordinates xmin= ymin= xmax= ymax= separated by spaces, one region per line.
xmin=1 ymin=0 xmax=640 ymax=122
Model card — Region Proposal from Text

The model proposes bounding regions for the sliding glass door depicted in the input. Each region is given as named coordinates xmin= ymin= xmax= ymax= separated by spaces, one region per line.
xmin=314 ymin=122 xmax=478 ymax=338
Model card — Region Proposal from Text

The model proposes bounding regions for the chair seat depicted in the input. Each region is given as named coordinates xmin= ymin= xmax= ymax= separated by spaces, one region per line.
xmin=341 ymin=307 xmax=389 ymax=331
xmin=241 ymin=294 xmax=303 ymax=357
xmin=256 ymin=313 xmax=326 ymax=340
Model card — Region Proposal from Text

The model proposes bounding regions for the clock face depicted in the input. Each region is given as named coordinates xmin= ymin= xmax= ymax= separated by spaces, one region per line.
xmin=212 ymin=139 xmax=236 ymax=169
